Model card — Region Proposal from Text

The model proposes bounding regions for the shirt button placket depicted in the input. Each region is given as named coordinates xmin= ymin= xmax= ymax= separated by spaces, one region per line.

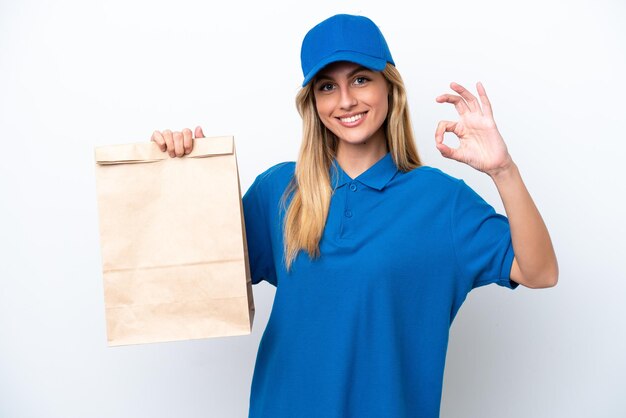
xmin=345 ymin=183 xmax=356 ymax=221
xmin=340 ymin=182 xmax=357 ymax=239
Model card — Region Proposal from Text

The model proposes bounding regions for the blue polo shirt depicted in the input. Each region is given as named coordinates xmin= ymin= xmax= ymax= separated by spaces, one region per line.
xmin=243 ymin=152 xmax=517 ymax=418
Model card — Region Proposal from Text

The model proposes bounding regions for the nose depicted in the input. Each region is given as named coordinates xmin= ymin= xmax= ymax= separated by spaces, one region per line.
xmin=338 ymin=85 xmax=357 ymax=110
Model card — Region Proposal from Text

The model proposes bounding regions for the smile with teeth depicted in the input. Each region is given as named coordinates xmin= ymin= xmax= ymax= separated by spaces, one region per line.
xmin=339 ymin=112 xmax=366 ymax=123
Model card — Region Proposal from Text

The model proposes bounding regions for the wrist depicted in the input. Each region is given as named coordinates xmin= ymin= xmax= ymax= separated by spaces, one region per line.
xmin=487 ymin=158 xmax=518 ymax=184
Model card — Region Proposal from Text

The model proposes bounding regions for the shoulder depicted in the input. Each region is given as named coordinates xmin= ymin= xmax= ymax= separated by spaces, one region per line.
xmin=401 ymin=165 xmax=466 ymax=192
xmin=408 ymin=165 xmax=459 ymax=181
xmin=245 ymin=161 xmax=295 ymax=203
xmin=396 ymin=166 xmax=489 ymax=211
xmin=255 ymin=161 xmax=295 ymax=184
xmin=412 ymin=167 xmax=497 ymax=215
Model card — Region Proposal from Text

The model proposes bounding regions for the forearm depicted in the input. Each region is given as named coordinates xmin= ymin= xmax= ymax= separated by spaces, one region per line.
xmin=490 ymin=162 xmax=559 ymax=288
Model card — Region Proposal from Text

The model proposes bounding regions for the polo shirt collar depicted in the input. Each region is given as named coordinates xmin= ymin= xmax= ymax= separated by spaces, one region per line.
xmin=330 ymin=152 xmax=398 ymax=191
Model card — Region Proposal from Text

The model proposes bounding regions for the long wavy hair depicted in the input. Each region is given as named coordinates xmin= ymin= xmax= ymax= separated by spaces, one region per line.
xmin=281 ymin=63 xmax=421 ymax=271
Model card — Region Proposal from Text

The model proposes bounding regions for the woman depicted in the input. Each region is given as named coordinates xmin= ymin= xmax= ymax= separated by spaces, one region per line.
xmin=151 ymin=14 xmax=557 ymax=418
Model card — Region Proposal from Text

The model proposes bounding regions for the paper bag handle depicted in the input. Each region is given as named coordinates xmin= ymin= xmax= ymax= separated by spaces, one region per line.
xmin=94 ymin=136 xmax=234 ymax=165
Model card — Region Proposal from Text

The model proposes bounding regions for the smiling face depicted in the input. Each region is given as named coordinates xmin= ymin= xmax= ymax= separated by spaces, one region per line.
xmin=313 ymin=61 xmax=390 ymax=149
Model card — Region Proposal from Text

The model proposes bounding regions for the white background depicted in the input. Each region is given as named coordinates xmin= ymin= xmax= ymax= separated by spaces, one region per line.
xmin=1 ymin=0 xmax=624 ymax=417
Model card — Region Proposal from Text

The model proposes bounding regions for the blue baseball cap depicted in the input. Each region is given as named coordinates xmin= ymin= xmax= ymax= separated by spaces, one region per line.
xmin=300 ymin=14 xmax=395 ymax=87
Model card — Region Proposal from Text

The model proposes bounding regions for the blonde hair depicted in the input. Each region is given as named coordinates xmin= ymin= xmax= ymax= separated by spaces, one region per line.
xmin=281 ymin=63 xmax=421 ymax=271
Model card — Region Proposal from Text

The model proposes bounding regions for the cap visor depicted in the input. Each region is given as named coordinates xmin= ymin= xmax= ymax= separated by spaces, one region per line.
xmin=302 ymin=51 xmax=387 ymax=87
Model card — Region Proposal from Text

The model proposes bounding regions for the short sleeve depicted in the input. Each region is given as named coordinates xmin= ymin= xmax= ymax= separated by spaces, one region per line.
xmin=451 ymin=180 xmax=518 ymax=290
xmin=242 ymin=176 xmax=277 ymax=287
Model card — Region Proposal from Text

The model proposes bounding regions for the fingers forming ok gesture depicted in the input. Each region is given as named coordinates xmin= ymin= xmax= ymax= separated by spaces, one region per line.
xmin=435 ymin=82 xmax=513 ymax=176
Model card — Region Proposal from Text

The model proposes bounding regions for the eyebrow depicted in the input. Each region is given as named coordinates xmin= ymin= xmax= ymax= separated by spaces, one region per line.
xmin=315 ymin=65 xmax=371 ymax=83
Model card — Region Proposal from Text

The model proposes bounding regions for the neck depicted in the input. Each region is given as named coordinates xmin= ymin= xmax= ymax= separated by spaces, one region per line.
xmin=335 ymin=130 xmax=388 ymax=179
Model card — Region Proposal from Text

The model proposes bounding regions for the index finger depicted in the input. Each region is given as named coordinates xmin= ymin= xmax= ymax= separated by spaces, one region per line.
xmin=182 ymin=128 xmax=193 ymax=154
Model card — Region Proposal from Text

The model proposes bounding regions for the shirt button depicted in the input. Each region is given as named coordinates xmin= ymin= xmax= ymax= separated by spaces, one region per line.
xmin=344 ymin=210 xmax=353 ymax=218
xmin=349 ymin=183 xmax=357 ymax=192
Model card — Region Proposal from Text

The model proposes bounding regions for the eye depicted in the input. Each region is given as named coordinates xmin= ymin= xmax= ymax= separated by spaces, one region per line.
xmin=353 ymin=76 xmax=370 ymax=86
xmin=317 ymin=82 xmax=335 ymax=92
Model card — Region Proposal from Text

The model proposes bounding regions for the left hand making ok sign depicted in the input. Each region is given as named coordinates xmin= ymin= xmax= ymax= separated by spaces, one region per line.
xmin=435 ymin=82 xmax=513 ymax=177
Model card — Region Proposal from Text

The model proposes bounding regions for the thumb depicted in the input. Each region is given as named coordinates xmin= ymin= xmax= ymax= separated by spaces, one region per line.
xmin=194 ymin=126 xmax=205 ymax=138
xmin=436 ymin=142 xmax=462 ymax=162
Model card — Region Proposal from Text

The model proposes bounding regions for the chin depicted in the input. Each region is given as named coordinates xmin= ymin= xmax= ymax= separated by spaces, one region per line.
xmin=337 ymin=138 xmax=368 ymax=146
xmin=338 ymin=133 xmax=376 ymax=146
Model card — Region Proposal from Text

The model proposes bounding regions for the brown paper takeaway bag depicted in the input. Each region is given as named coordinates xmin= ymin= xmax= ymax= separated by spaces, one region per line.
xmin=94 ymin=136 xmax=255 ymax=346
